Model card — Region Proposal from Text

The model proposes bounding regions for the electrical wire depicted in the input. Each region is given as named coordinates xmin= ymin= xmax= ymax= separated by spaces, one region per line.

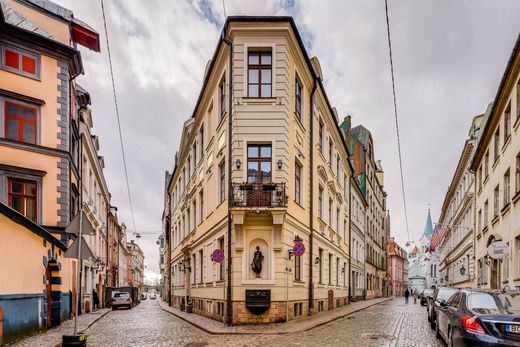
xmin=384 ymin=0 xmax=411 ymax=242
xmin=100 ymin=0 xmax=137 ymax=233
xmin=222 ymin=0 xmax=227 ymax=19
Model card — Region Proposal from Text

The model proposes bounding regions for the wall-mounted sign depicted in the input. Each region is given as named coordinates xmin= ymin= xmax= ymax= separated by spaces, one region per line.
xmin=487 ymin=241 xmax=509 ymax=260
xmin=211 ymin=249 xmax=225 ymax=263
xmin=293 ymin=242 xmax=305 ymax=257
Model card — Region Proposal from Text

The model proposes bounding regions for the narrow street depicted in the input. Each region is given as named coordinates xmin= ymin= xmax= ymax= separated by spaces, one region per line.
xmin=82 ymin=298 xmax=443 ymax=347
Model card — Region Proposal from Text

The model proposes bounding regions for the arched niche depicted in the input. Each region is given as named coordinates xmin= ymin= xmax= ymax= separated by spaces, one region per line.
xmin=248 ymin=238 xmax=269 ymax=280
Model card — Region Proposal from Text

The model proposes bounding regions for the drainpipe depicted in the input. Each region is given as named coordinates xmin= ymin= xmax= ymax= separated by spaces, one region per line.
xmin=308 ymin=79 xmax=318 ymax=314
xmin=222 ymin=22 xmax=233 ymax=326
xmin=348 ymin=173 xmax=353 ymax=302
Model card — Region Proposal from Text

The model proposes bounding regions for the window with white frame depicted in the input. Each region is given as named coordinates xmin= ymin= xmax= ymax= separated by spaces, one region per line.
xmin=1 ymin=44 xmax=40 ymax=78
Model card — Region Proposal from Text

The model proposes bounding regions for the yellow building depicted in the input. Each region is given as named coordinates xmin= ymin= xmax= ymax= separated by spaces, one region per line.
xmin=471 ymin=35 xmax=520 ymax=290
xmin=163 ymin=16 xmax=354 ymax=324
xmin=0 ymin=0 xmax=99 ymax=343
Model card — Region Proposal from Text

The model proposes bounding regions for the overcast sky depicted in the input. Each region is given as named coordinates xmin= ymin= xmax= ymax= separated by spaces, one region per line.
xmin=56 ymin=0 xmax=520 ymax=276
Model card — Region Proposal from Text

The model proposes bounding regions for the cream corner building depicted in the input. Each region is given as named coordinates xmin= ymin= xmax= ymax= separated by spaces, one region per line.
xmin=163 ymin=16 xmax=357 ymax=324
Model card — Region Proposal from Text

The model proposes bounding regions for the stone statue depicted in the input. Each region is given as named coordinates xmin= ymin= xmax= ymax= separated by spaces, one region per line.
xmin=251 ymin=246 xmax=264 ymax=278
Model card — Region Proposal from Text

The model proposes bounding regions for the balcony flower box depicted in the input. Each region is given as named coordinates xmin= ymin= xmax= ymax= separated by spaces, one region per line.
xmin=262 ymin=183 xmax=276 ymax=191
xmin=239 ymin=182 xmax=254 ymax=191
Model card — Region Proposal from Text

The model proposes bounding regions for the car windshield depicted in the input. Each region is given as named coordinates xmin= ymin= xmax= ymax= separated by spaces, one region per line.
xmin=437 ymin=288 xmax=458 ymax=301
xmin=468 ymin=292 xmax=520 ymax=315
xmin=114 ymin=292 xmax=130 ymax=298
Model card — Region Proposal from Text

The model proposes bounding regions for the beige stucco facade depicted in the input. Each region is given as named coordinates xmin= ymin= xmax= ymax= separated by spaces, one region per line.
xmin=164 ymin=17 xmax=353 ymax=324
xmin=471 ymin=35 xmax=520 ymax=290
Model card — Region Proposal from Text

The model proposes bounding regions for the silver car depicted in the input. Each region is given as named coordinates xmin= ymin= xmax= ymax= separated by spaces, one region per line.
xmin=112 ymin=291 xmax=132 ymax=310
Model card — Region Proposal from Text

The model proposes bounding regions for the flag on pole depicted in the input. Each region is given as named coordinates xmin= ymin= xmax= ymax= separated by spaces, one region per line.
xmin=431 ymin=224 xmax=447 ymax=250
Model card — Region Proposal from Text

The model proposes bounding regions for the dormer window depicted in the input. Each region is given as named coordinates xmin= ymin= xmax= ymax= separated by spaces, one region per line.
xmin=1 ymin=44 xmax=40 ymax=78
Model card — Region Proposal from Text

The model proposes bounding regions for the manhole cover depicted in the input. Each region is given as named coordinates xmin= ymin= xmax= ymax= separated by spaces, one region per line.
xmin=184 ymin=343 xmax=208 ymax=347
xmin=361 ymin=333 xmax=395 ymax=341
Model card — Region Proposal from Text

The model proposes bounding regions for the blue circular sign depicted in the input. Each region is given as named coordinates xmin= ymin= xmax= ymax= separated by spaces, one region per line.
xmin=212 ymin=249 xmax=225 ymax=263
xmin=293 ymin=242 xmax=305 ymax=257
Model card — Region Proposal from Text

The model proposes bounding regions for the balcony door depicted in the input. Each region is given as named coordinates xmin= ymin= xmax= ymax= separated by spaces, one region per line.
xmin=247 ymin=144 xmax=272 ymax=206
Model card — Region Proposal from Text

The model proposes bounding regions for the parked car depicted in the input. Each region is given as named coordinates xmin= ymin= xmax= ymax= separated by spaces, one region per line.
xmin=420 ymin=288 xmax=434 ymax=306
xmin=427 ymin=286 xmax=459 ymax=328
xmin=140 ymin=292 xmax=147 ymax=300
xmin=112 ymin=291 xmax=132 ymax=310
xmin=436 ymin=289 xmax=520 ymax=346
xmin=149 ymin=293 xmax=157 ymax=300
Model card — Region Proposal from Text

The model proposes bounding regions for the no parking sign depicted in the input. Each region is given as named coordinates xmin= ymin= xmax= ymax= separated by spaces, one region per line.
xmin=211 ymin=249 xmax=225 ymax=263
xmin=293 ymin=242 xmax=305 ymax=257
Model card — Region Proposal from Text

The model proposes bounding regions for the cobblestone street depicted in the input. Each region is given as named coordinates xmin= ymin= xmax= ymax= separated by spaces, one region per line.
xmin=81 ymin=297 xmax=443 ymax=347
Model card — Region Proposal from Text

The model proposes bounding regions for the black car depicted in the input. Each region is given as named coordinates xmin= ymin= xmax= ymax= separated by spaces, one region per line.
xmin=421 ymin=288 xmax=434 ymax=306
xmin=427 ymin=286 xmax=459 ymax=329
xmin=436 ymin=289 xmax=520 ymax=346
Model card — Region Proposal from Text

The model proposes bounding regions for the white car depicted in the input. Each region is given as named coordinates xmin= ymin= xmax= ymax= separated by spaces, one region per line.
xmin=112 ymin=291 xmax=132 ymax=310
xmin=149 ymin=293 xmax=157 ymax=300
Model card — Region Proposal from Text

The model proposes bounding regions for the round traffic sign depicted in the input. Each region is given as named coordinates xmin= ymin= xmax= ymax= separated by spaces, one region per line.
xmin=211 ymin=249 xmax=225 ymax=263
xmin=293 ymin=242 xmax=305 ymax=257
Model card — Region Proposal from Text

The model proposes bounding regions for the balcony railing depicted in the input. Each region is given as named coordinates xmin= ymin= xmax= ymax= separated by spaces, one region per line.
xmin=231 ymin=182 xmax=287 ymax=208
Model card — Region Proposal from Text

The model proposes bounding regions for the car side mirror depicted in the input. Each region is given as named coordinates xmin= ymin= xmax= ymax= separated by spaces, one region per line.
xmin=439 ymin=300 xmax=447 ymax=307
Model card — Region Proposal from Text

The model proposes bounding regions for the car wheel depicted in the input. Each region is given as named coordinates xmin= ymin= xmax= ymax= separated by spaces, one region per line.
xmin=435 ymin=318 xmax=442 ymax=340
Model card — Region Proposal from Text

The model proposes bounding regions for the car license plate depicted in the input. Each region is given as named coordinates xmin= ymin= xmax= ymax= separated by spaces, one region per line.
xmin=506 ymin=324 xmax=520 ymax=334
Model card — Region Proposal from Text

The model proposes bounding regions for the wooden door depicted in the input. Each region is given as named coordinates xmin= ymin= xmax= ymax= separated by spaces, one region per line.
xmin=491 ymin=259 xmax=498 ymax=289
xmin=45 ymin=267 xmax=52 ymax=327
xmin=328 ymin=290 xmax=334 ymax=310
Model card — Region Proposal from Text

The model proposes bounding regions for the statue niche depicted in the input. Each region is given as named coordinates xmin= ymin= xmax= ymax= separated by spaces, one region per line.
xmin=251 ymin=246 xmax=264 ymax=278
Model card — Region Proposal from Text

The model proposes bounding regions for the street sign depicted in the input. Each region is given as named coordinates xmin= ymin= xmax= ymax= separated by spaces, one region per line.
xmin=293 ymin=242 xmax=305 ymax=257
xmin=487 ymin=241 xmax=509 ymax=260
xmin=211 ymin=249 xmax=225 ymax=263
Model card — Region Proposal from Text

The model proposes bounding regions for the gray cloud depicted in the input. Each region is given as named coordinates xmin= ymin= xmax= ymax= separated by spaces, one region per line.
xmin=56 ymin=0 xmax=520 ymax=274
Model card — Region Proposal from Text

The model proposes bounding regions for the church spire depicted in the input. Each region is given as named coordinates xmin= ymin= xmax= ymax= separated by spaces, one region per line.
xmin=423 ymin=208 xmax=433 ymax=238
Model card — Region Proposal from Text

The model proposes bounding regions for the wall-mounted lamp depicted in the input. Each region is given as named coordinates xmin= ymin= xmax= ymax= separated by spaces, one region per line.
xmin=314 ymin=257 xmax=320 ymax=265
xmin=294 ymin=235 xmax=303 ymax=243
xmin=460 ymin=265 xmax=466 ymax=276
xmin=277 ymin=160 xmax=283 ymax=169
xmin=288 ymin=249 xmax=294 ymax=260
xmin=236 ymin=159 xmax=241 ymax=169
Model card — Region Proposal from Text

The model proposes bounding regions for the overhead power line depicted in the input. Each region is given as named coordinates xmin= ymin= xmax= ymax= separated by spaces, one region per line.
xmin=100 ymin=0 xmax=137 ymax=233
xmin=384 ymin=0 xmax=411 ymax=242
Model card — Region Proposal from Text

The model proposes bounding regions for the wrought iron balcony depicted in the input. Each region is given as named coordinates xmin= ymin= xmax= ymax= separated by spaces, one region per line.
xmin=231 ymin=182 xmax=287 ymax=208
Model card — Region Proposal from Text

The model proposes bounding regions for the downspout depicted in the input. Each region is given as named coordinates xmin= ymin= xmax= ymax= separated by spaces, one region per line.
xmin=222 ymin=23 xmax=233 ymax=326
xmin=348 ymin=173 xmax=353 ymax=302
xmin=308 ymin=79 xmax=318 ymax=314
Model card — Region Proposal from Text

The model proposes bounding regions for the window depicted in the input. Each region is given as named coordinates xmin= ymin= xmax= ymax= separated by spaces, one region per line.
xmin=218 ymin=237 xmax=224 ymax=281
xmin=478 ymin=209 xmax=482 ymax=232
xmin=478 ymin=166 xmax=483 ymax=189
xmin=219 ymin=78 xmax=226 ymax=123
xmin=318 ymin=186 xmax=323 ymax=219
xmin=504 ymin=169 xmax=511 ymax=206
xmin=8 ymin=178 xmax=37 ymax=221
xmin=484 ymin=200 xmax=488 ymax=226
xmin=318 ymin=120 xmax=323 ymax=153
xmin=494 ymin=128 xmax=500 ymax=162
xmin=1 ymin=45 xmax=39 ymax=77
xmin=505 ymin=103 xmax=511 ymax=142
xmin=219 ymin=161 xmax=225 ymax=203
xmin=328 ymin=140 xmax=333 ymax=167
xmin=199 ymin=249 xmax=203 ymax=283
xmin=517 ymin=80 xmax=520 ymax=120
xmin=494 ymin=185 xmax=499 ymax=217
xmin=328 ymin=253 xmax=333 ymax=285
xmin=336 ymin=257 xmax=340 ymax=286
xmin=318 ymin=248 xmax=323 ymax=283
xmin=517 ymin=237 xmax=520 ymax=277
xmin=192 ymin=253 xmax=196 ymax=284
xmin=516 ymin=153 xmax=520 ymax=194
xmin=192 ymin=200 xmax=196 ymax=230
xmin=336 ymin=208 xmax=340 ymax=234
xmin=199 ymin=126 xmax=204 ymax=160
xmin=247 ymin=144 xmax=272 ymax=183
xmin=199 ymin=190 xmax=204 ymax=222
xmin=294 ymin=254 xmax=301 ymax=282
xmin=295 ymin=161 xmax=301 ymax=205
xmin=4 ymin=101 xmax=37 ymax=144
xmin=336 ymin=156 xmax=340 ymax=177
xmin=295 ymin=75 xmax=302 ymax=122
xmin=328 ymin=198 xmax=333 ymax=226
xmin=248 ymin=51 xmax=272 ymax=97
xmin=485 ymin=151 xmax=489 ymax=177
xmin=192 ymin=143 xmax=197 ymax=170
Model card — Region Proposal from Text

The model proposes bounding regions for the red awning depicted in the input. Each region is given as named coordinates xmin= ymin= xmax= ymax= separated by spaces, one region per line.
xmin=71 ymin=21 xmax=100 ymax=52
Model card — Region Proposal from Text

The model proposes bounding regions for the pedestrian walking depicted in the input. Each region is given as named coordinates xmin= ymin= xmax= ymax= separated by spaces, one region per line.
xmin=404 ymin=288 xmax=410 ymax=304
xmin=413 ymin=289 xmax=417 ymax=304
xmin=92 ymin=289 xmax=100 ymax=310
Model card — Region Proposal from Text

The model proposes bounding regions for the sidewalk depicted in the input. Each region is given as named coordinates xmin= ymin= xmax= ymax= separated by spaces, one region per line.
xmin=159 ymin=297 xmax=392 ymax=335
xmin=10 ymin=308 xmax=110 ymax=347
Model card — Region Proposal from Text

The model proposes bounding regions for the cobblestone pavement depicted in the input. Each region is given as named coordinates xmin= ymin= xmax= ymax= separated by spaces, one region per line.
xmin=83 ymin=298 xmax=443 ymax=347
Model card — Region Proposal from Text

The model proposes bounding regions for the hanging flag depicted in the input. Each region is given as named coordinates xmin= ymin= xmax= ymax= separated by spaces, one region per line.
xmin=431 ymin=224 xmax=447 ymax=249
